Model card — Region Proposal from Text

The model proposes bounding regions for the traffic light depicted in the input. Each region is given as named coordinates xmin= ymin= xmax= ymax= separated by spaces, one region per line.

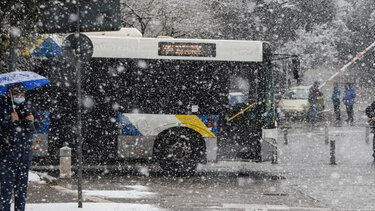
xmin=38 ymin=0 xmax=122 ymax=33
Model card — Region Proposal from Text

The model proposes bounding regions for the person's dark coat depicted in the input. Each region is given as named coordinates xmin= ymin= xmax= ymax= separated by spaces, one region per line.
xmin=0 ymin=97 xmax=14 ymax=154
xmin=0 ymin=97 xmax=40 ymax=152
xmin=308 ymin=83 xmax=323 ymax=105
xmin=331 ymin=86 xmax=340 ymax=102
xmin=366 ymin=101 xmax=375 ymax=118
xmin=0 ymin=96 xmax=41 ymax=211
xmin=365 ymin=101 xmax=375 ymax=129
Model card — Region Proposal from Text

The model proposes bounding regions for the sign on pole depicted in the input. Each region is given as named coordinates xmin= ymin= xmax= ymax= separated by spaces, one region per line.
xmin=62 ymin=34 xmax=94 ymax=62
xmin=38 ymin=0 xmax=122 ymax=33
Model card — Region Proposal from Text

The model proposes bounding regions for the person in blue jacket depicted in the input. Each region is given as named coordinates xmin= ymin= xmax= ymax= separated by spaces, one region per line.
xmin=0 ymin=84 xmax=41 ymax=211
xmin=342 ymin=83 xmax=356 ymax=125
xmin=331 ymin=82 xmax=341 ymax=125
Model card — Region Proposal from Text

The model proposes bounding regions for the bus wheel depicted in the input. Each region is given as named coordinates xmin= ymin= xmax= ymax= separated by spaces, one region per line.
xmin=155 ymin=129 xmax=202 ymax=176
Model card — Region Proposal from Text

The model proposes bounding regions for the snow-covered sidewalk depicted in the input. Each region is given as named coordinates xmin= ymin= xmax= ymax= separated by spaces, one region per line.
xmin=26 ymin=172 xmax=166 ymax=211
xmin=21 ymin=203 xmax=166 ymax=211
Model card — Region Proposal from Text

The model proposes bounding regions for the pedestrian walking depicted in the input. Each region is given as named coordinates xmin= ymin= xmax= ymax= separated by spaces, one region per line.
xmin=365 ymin=101 xmax=375 ymax=160
xmin=308 ymin=81 xmax=323 ymax=126
xmin=342 ymin=83 xmax=356 ymax=126
xmin=331 ymin=82 xmax=341 ymax=125
xmin=0 ymin=84 xmax=41 ymax=211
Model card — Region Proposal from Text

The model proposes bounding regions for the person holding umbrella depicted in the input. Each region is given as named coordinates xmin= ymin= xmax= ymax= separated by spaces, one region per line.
xmin=0 ymin=71 xmax=49 ymax=211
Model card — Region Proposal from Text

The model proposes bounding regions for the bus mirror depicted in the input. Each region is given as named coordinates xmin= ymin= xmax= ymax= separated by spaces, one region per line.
xmin=274 ymin=93 xmax=282 ymax=101
xmin=292 ymin=57 xmax=300 ymax=81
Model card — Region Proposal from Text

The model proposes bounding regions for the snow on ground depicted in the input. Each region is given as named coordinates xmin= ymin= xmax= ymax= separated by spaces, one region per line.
xmin=122 ymin=185 xmax=149 ymax=192
xmin=83 ymin=185 xmax=156 ymax=199
xmin=23 ymin=203 xmax=166 ymax=211
xmin=83 ymin=190 xmax=156 ymax=199
xmin=28 ymin=172 xmax=45 ymax=184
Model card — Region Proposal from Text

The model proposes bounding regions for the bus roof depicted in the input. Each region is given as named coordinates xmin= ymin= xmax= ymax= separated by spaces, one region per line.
xmin=85 ymin=32 xmax=264 ymax=62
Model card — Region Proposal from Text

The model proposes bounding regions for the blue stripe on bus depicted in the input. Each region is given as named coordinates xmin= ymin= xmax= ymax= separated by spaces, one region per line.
xmin=198 ymin=115 xmax=219 ymax=137
xmin=117 ymin=113 xmax=143 ymax=136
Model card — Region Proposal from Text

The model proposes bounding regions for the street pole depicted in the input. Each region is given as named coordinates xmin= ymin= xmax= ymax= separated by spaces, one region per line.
xmin=365 ymin=125 xmax=370 ymax=144
xmin=283 ymin=128 xmax=288 ymax=145
xmin=76 ymin=0 xmax=83 ymax=208
xmin=77 ymin=57 xmax=83 ymax=208
xmin=330 ymin=140 xmax=336 ymax=165
xmin=8 ymin=27 xmax=20 ymax=72
xmin=324 ymin=124 xmax=329 ymax=144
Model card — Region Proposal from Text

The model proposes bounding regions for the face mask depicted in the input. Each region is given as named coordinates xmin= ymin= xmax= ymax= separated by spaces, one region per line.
xmin=14 ymin=97 xmax=25 ymax=104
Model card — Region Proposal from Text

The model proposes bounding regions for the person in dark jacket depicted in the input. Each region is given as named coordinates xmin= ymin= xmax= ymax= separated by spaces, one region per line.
xmin=308 ymin=81 xmax=323 ymax=125
xmin=342 ymin=83 xmax=356 ymax=125
xmin=365 ymin=101 xmax=375 ymax=160
xmin=0 ymin=84 xmax=41 ymax=211
xmin=331 ymin=82 xmax=341 ymax=125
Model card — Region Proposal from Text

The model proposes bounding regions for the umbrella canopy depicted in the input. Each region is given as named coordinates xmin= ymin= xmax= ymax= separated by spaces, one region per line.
xmin=0 ymin=71 xmax=50 ymax=96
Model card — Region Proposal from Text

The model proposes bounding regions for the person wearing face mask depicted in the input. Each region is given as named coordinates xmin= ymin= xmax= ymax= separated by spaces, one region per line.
xmin=0 ymin=84 xmax=41 ymax=211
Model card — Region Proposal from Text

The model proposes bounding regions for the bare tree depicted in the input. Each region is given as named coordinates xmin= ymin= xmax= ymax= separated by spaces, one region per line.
xmin=121 ymin=0 xmax=157 ymax=35
xmin=121 ymin=0 xmax=215 ymax=38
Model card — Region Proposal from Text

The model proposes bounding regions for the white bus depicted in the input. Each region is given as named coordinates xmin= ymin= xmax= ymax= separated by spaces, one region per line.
xmin=31 ymin=28 xmax=283 ymax=174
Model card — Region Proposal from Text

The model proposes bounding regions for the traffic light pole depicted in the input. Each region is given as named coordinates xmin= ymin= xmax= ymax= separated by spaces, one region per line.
xmin=75 ymin=0 xmax=84 ymax=208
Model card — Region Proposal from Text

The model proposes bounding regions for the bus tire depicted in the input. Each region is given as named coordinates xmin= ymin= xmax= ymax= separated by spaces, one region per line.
xmin=154 ymin=128 xmax=204 ymax=176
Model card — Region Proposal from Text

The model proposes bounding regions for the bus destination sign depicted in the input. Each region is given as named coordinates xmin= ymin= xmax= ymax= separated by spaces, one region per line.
xmin=158 ymin=42 xmax=216 ymax=57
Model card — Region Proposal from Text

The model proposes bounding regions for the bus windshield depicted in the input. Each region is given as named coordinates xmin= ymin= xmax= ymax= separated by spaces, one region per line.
xmin=283 ymin=89 xmax=309 ymax=100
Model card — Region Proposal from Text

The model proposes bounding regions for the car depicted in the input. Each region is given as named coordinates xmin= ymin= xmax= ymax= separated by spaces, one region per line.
xmin=278 ymin=86 xmax=324 ymax=119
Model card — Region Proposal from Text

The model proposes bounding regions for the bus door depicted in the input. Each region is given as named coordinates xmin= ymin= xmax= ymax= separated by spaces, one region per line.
xmin=218 ymin=63 xmax=263 ymax=161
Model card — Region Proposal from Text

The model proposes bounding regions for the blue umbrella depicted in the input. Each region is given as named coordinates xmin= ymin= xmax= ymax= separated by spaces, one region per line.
xmin=0 ymin=71 xmax=50 ymax=96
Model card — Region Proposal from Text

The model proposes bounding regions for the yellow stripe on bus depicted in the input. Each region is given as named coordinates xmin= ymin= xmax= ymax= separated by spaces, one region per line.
xmin=175 ymin=115 xmax=216 ymax=138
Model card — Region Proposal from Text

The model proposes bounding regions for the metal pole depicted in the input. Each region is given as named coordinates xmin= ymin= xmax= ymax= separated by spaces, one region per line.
xmin=272 ymin=139 xmax=278 ymax=164
xmin=76 ymin=0 xmax=83 ymax=208
xmin=283 ymin=128 xmax=288 ymax=145
xmin=373 ymin=134 xmax=375 ymax=162
xmin=76 ymin=52 xmax=83 ymax=209
xmin=8 ymin=27 xmax=19 ymax=72
xmin=324 ymin=125 xmax=329 ymax=144
xmin=330 ymin=140 xmax=336 ymax=165
xmin=365 ymin=125 xmax=370 ymax=144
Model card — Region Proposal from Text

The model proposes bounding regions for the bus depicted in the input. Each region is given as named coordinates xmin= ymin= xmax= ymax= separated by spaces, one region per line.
xmin=29 ymin=28 xmax=291 ymax=173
